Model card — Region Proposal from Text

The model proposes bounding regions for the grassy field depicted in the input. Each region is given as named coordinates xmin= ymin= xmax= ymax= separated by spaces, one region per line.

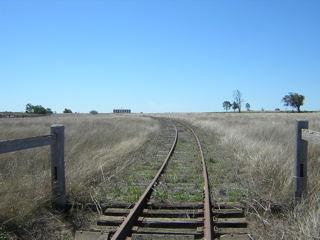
xmin=0 ymin=112 xmax=319 ymax=239
xmin=0 ymin=114 xmax=160 ymax=239
xmin=156 ymin=112 xmax=320 ymax=239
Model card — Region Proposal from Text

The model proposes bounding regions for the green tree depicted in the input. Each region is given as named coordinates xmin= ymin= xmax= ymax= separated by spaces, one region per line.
xmin=33 ymin=105 xmax=47 ymax=114
xmin=26 ymin=103 xmax=34 ymax=113
xmin=63 ymin=108 xmax=72 ymax=113
xmin=233 ymin=90 xmax=244 ymax=112
xmin=222 ymin=101 xmax=232 ymax=112
xmin=281 ymin=92 xmax=305 ymax=112
xmin=245 ymin=103 xmax=250 ymax=111
xmin=90 ymin=110 xmax=98 ymax=115
xmin=232 ymin=101 xmax=239 ymax=112
xmin=25 ymin=103 xmax=48 ymax=114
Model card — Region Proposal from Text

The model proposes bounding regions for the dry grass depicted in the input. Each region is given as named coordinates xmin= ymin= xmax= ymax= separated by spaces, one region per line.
xmin=0 ymin=114 xmax=159 ymax=238
xmin=157 ymin=112 xmax=320 ymax=239
xmin=1 ymin=112 xmax=320 ymax=239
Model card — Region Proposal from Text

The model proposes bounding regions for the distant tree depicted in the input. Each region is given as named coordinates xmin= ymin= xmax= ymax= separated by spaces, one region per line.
xmin=245 ymin=103 xmax=250 ymax=111
xmin=33 ymin=105 xmax=47 ymax=114
xmin=233 ymin=90 xmax=244 ymax=112
xmin=281 ymin=92 xmax=305 ymax=112
xmin=46 ymin=108 xmax=53 ymax=114
xmin=63 ymin=108 xmax=72 ymax=113
xmin=25 ymin=103 xmax=48 ymax=114
xmin=26 ymin=103 xmax=34 ymax=113
xmin=90 ymin=110 xmax=98 ymax=115
xmin=222 ymin=101 xmax=232 ymax=112
xmin=232 ymin=101 xmax=239 ymax=112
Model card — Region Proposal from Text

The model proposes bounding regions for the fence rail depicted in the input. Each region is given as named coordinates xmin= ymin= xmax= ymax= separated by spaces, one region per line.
xmin=302 ymin=129 xmax=320 ymax=145
xmin=0 ymin=135 xmax=56 ymax=154
xmin=0 ymin=125 xmax=66 ymax=206
xmin=295 ymin=120 xmax=320 ymax=203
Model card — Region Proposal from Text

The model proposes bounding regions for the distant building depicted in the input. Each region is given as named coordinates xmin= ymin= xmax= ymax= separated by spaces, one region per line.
xmin=113 ymin=109 xmax=131 ymax=113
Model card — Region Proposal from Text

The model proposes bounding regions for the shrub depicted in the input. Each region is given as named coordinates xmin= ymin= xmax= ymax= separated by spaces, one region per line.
xmin=90 ymin=110 xmax=98 ymax=115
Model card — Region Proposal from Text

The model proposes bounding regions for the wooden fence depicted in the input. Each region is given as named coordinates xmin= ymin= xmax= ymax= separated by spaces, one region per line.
xmin=295 ymin=120 xmax=320 ymax=203
xmin=0 ymin=125 xmax=66 ymax=206
xmin=1 ymin=121 xmax=319 ymax=206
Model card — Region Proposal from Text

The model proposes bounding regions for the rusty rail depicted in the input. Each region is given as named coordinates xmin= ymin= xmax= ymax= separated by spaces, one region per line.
xmin=111 ymin=121 xmax=178 ymax=239
xmin=111 ymin=120 xmax=214 ymax=239
xmin=74 ymin=119 xmax=247 ymax=240
xmin=179 ymin=121 xmax=214 ymax=239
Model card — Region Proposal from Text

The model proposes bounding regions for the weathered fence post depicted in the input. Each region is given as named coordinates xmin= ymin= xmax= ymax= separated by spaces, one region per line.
xmin=294 ymin=120 xmax=308 ymax=204
xmin=51 ymin=125 xmax=66 ymax=206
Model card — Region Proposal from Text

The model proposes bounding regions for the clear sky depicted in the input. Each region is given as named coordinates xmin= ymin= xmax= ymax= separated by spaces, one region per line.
xmin=1 ymin=0 xmax=319 ymax=113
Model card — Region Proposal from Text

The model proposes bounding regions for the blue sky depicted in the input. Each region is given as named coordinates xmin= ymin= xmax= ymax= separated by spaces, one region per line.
xmin=1 ymin=0 xmax=319 ymax=113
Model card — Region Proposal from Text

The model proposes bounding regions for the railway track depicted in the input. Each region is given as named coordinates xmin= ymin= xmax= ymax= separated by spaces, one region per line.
xmin=75 ymin=120 xmax=249 ymax=239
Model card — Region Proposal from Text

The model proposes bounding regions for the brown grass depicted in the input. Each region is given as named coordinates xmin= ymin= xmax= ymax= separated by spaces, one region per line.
xmin=0 ymin=114 xmax=159 ymax=238
xmin=1 ymin=112 xmax=320 ymax=239
xmin=155 ymin=112 xmax=320 ymax=239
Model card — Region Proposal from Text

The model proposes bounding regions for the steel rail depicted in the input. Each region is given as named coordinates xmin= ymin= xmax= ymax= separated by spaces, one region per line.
xmin=179 ymin=121 xmax=214 ymax=240
xmin=111 ymin=121 xmax=178 ymax=240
